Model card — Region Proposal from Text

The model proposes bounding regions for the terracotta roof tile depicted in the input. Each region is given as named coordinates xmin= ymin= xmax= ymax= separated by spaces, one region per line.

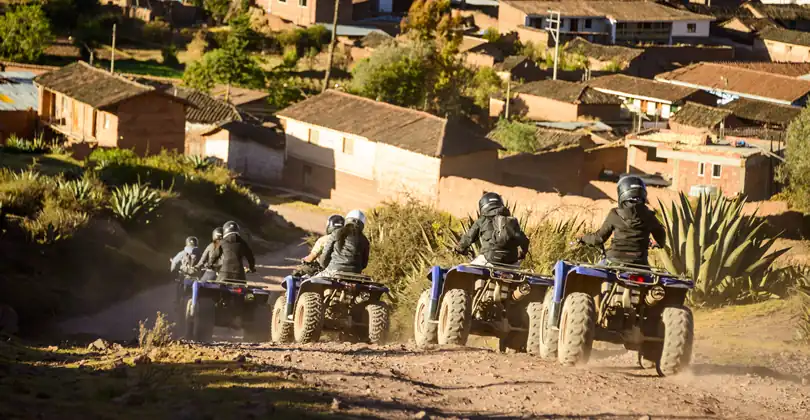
xmin=515 ymin=79 xmax=623 ymax=105
xmin=277 ymin=90 xmax=502 ymax=157
xmin=713 ymin=61 xmax=810 ymax=77
xmin=587 ymin=74 xmax=698 ymax=103
xmin=33 ymin=62 xmax=156 ymax=109
xmin=670 ymin=102 xmax=732 ymax=128
xmin=566 ymin=37 xmax=642 ymax=63
xmin=175 ymin=87 xmax=241 ymax=125
xmin=719 ymin=98 xmax=801 ymax=126
xmin=655 ymin=62 xmax=810 ymax=104
xmin=503 ymin=0 xmax=714 ymax=22
xmin=760 ymin=26 xmax=810 ymax=47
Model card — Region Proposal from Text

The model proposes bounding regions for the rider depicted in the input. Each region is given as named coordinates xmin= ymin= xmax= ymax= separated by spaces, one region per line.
xmin=170 ymin=236 xmax=202 ymax=278
xmin=302 ymin=214 xmax=345 ymax=266
xmin=455 ymin=192 xmax=530 ymax=266
xmin=195 ymin=227 xmax=224 ymax=282
xmin=579 ymin=175 xmax=667 ymax=266
xmin=318 ymin=210 xmax=370 ymax=276
xmin=212 ymin=221 xmax=257 ymax=281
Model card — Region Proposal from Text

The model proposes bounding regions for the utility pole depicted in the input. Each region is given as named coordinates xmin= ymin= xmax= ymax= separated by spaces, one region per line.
xmin=546 ymin=10 xmax=561 ymax=80
xmin=111 ymin=24 xmax=117 ymax=73
xmin=321 ymin=0 xmax=341 ymax=93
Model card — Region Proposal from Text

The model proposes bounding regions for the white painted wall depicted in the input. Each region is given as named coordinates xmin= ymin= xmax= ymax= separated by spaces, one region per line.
xmin=228 ymin=138 xmax=284 ymax=182
xmin=205 ymin=138 xmax=230 ymax=162
xmin=284 ymin=120 xmax=376 ymax=180
xmin=374 ymin=142 xmax=441 ymax=202
xmin=671 ymin=20 xmax=711 ymax=38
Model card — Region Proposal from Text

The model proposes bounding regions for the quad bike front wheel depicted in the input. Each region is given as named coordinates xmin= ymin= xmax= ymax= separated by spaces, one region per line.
xmin=538 ymin=289 xmax=559 ymax=360
xmin=437 ymin=288 xmax=471 ymax=346
xmin=557 ymin=292 xmax=595 ymax=367
xmin=656 ymin=305 xmax=694 ymax=376
xmin=188 ymin=297 xmax=216 ymax=342
xmin=244 ymin=300 xmax=271 ymax=343
xmin=294 ymin=291 xmax=324 ymax=344
xmin=414 ymin=289 xmax=438 ymax=346
xmin=271 ymin=295 xmax=294 ymax=343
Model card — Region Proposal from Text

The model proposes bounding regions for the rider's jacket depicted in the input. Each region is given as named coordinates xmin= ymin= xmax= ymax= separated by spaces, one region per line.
xmin=581 ymin=202 xmax=666 ymax=265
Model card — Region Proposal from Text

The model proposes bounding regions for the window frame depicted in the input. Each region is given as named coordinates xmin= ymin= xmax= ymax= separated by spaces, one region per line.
xmin=298 ymin=0 xmax=307 ymax=6
xmin=698 ymin=162 xmax=705 ymax=177
xmin=711 ymin=163 xmax=722 ymax=179
xmin=308 ymin=128 xmax=320 ymax=145
xmin=342 ymin=136 xmax=354 ymax=155
xmin=584 ymin=19 xmax=592 ymax=29
xmin=687 ymin=23 xmax=697 ymax=33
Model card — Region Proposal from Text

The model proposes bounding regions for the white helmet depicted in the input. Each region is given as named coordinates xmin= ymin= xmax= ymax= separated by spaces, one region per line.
xmin=346 ymin=209 xmax=366 ymax=225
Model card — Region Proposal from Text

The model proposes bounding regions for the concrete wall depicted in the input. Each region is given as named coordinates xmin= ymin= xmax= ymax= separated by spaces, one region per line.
xmin=756 ymin=39 xmax=810 ymax=63
xmin=116 ymin=92 xmax=185 ymax=156
xmin=671 ymin=20 xmax=711 ymax=38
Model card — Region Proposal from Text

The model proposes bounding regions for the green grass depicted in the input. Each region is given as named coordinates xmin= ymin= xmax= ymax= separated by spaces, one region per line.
xmin=96 ymin=59 xmax=184 ymax=79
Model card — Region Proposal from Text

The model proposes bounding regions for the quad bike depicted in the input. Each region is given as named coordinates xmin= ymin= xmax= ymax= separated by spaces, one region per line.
xmin=414 ymin=259 xmax=554 ymax=352
xmin=272 ymin=261 xmax=391 ymax=344
xmin=175 ymin=270 xmax=275 ymax=343
xmin=539 ymin=244 xmax=695 ymax=376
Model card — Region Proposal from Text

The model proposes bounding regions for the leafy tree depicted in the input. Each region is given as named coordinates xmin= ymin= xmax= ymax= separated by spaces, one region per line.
xmin=204 ymin=0 xmax=230 ymax=24
xmin=780 ymin=105 xmax=810 ymax=210
xmin=351 ymin=42 xmax=432 ymax=108
xmin=0 ymin=4 xmax=54 ymax=63
xmin=402 ymin=0 xmax=455 ymax=42
xmin=183 ymin=42 xmax=266 ymax=92
xmin=489 ymin=119 xmax=537 ymax=154
xmin=227 ymin=12 xmax=259 ymax=50
xmin=482 ymin=27 xmax=501 ymax=43
xmin=468 ymin=67 xmax=503 ymax=109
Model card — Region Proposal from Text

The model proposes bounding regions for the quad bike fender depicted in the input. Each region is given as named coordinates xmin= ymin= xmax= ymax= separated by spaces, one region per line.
xmin=427 ymin=265 xmax=444 ymax=321
xmin=429 ymin=266 xmax=477 ymax=322
xmin=283 ymin=275 xmax=298 ymax=319
xmin=190 ymin=280 xmax=200 ymax=316
xmin=549 ymin=260 xmax=604 ymax=328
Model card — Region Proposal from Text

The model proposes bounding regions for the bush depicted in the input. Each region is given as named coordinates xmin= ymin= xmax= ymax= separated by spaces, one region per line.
xmin=779 ymin=105 xmax=810 ymax=211
xmin=109 ymin=182 xmax=162 ymax=225
xmin=87 ymin=148 xmax=138 ymax=169
xmin=162 ymin=46 xmax=180 ymax=67
xmin=489 ymin=119 xmax=537 ymax=154
xmin=3 ymin=135 xmax=51 ymax=154
xmin=138 ymin=311 xmax=174 ymax=349
xmin=482 ymin=27 xmax=500 ymax=43
xmin=55 ymin=175 xmax=105 ymax=213
xmin=22 ymin=197 xmax=88 ymax=244
xmin=798 ymin=279 xmax=810 ymax=343
xmin=0 ymin=169 xmax=51 ymax=216
xmin=142 ymin=19 xmax=171 ymax=43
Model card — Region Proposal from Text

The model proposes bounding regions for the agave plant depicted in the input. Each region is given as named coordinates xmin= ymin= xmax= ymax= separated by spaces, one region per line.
xmin=185 ymin=154 xmax=211 ymax=170
xmin=109 ymin=182 xmax=162 ymax=224
xmin=58 ymin=178 xmax=95 ymax=202
xmin=657 ymin=192 xmax=790 ymax=306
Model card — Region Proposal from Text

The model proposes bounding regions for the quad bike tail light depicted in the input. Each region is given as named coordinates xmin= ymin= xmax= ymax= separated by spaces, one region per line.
xmin=628 ymin=274 xmax=647 ymax=283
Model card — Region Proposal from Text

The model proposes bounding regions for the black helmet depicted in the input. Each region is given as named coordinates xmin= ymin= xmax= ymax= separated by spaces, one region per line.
xmin=478 ymin=192 xmax=504 ymax=215
xmin=326 ymin=214 xmax=345 ymax=234
xmin=186 ymin=236 xmax=198 ymax=247
xmin=212 ymin=227 xmax=223 ymax=241
xmin=617 ymin=175 xmax=647 ymax=204
xmin=223 ymin=220 xmax=240 ymax=235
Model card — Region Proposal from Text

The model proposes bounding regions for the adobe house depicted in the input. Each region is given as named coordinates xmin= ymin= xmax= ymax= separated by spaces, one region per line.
xmin=490 ymin=79 xmax=623 ymax=122
xmin=756 ymin=27 xmax=810 ymax=63
xmin=668 ymin=102 xmax=741 ymax=137
xmin=588 ymin=74 xmax=716 ymax=120
xmin=719 ymin=97 xmax=801 ymax=130
xmin=276 ymin=90 xmax=503 ymax=208
xmin=0 ymin=72 xmax=38 ymax=144
xmin=718 ymin=17 xmax=778 ymax=45
xmin=34 ymin=62 xmax=186 ymax=156
xmin=258 ymin=0 xmax=352 ymax=27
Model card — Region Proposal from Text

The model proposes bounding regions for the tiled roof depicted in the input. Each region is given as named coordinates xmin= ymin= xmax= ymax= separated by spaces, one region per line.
xmin=670 ymin=102 xmax=732 ymax=128
xmin=587 ymin=74 xmax=698 ymax=103
xmin=746 ymin=3 xmax=810 ymax=21
xmin=210 ymin=86 xmax=269 ymax=106
xmin=277 ymin=90 xmax=502 ymax=157
xmin=714 ymin=61 xmax=810 ymax=77
xmin=502 ymin=0 xmax=714 ymax=22
xmin=515 ymin=79 xmax=623 ymax=105
xmin=174 ymin=87 xmax=241 ymax=125
xmin=210 ymin=120 xmax=284 ymax=149
xmin=494 ymin=55 xmax=531 ymax=71
xmin=719 ymin=98 xmax=801 ymax=126
xmin=0 ymin=72 xmax=38 ymax=111
xmin=533 ymin=127 xmax=590 ymax=153
xmin=566 ymin=37 xmax=642 ymax=63
xmin=719 ymin=17 xmax=779 ymax=32
xmin=357 ymin=31 xmax=394 ymax=49
xmin=33 ymin=62 xmax=157 ymax=109
xmin=655 ymin=62 xmax=810 ymax=104
xmin=760 ymin=26 xmax=810 ymax=47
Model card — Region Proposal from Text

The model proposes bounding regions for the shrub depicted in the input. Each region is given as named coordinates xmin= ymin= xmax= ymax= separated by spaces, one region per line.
xmin=3 ymin=135 xmax=50 ymax=154
xmin=656 ymin=192 xmax=790 ymax=306
xmin=142 ymin=19 xmax=170 ymax=43
xmin=138 ymin=311 xmax=174 ymax=349
xmin=162 ymin=45 xmax=180 ymax=67
xmin=0 ymin=169 xmax=51 ymax=216
xmin=798 ymin=280 xmax=810 ymax=343
xmin=22 ymin=197 xmax=89 ymax=245
xmin=482 ymin=27 xmax=500 ymax=43
xmin=87 ymin=148 xmax=138 ymax=169
xmin=282 ymin=45 xmax=299 ymax=68
xmin=109 ymin=182 xmax=162 ymax=224
xmin=489 ymin=119 xmax=537 ymax=154
xmin=56 ymin=175 xmax=105 ymax=213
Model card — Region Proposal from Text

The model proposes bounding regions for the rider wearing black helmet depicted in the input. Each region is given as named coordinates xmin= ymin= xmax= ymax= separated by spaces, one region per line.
xmin=170 ymin=236 xmax=202 ymax=276
xmin=455 ymin=192 xmax=530 ymax=266
xmin=580 ymin=175 xmax=666 ymax=266
xmin=302 ymin=214 xmax=344 ymax=265
xmin=196 ymin=227 xmax=224 ymax=281
xmin=211 ymin=221 xmax=256 ymax=281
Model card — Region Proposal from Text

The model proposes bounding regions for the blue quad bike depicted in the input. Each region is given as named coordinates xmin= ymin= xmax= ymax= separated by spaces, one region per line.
xmin=175 ymin=271 xmax=275 ymax=342
xmin=414 ymin=262 xmax=554 ymax=352
xmin=272 ymin=261 xmax=392 ymax=344
xmin=537 ymin=247 xmax=695 ymax=376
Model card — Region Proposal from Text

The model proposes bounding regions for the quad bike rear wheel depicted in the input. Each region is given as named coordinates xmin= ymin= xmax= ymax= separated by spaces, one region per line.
xmin=271 ymin=295 xmax=294 ymax=343
xmin=525 ymin=301 xmax=544 ymax=355
xmin=557 ymin=292 xmax=595 ymax=367
xmin=359 ymin=301 xmax=390 ymax=345
xmin=294 ymin=291 xmax=323 ymax=343
xmin=538 ymin=289 xmax=559 ymax=360
xmin=656 ymin=305 xmax=694 ymax=376
xmin=414 ymin=289 xmax=438 ymax=346
xmin=437 ymin=288 xmax=471 ymax=346
xmin=244 ymin=300 xmax=271 ymax=343
xmin=190 ymin=297 xmax=216 ymax=342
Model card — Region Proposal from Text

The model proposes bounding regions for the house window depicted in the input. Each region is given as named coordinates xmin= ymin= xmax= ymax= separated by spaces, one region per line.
xmin=299 ymin=0 xmax=306 ymax=5
xmin=92 ymin=110 xmax=97 ymax=137
xmin=308 ymin=128 xmax=320 ymax=145
xmin=584 ymin=19 xmax=592 ymax=29
xmin=342 ymin=137 xmax=354 ymax=155
xmin=687 ymin=23 xmax=697 ymax=33
xmin=698 ymin=162 xmax=705 ymax=177
xmin=646 ymin=147 xmax=667 ymax=163
xmin=712 ymin=164 xmax=722 ymax=178
xmin=278 ymin=0 xmax=286 ymax=3
xmin=103 ymin=113 xmax=110 ymax=129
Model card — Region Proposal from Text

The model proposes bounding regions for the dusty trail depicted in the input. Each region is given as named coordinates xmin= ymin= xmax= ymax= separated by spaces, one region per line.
xmin=52 ymin=204 xmax=810 ymax=419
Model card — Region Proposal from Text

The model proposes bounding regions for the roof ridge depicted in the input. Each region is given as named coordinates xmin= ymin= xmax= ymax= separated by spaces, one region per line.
xmin=325 ymin=89 xmax=446 ymax=123
xmin=76 ymin=61 xmax=154 ymax=91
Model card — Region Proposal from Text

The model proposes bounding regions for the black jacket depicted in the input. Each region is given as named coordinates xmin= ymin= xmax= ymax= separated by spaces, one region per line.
xmin=195 ymin=242 xmax=221 ymax=271
xmin=582 ymin=203 xmax=666 ymax=264
xmin=458 ymin=208 xmax=530 ymax=264
xmin=212 ymin=234 xmax=256 ymax=280
xmin=318 ymin=224 xmax=370 ymax=274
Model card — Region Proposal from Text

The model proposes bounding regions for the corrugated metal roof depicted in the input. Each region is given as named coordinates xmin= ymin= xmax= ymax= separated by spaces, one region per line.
xmin=316 ymin=24 xmax=386 ymax=37
xmin=0 ymin=72 xmax=38 ymax=111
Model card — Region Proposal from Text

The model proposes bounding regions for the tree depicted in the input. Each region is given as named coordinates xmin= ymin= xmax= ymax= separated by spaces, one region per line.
xmin=183 ymin=41 xmax=266 ymax=92
xmin=780 ymin=105 xmax=810 ymax=210
xmin=489 ymin=119 xmax=537 ymax=154
xmin=351 ymin=42 xmax=432 ymax=108
xmin=482 ymin=27 xmax=501 ymax=43
xmin=204 ymin=0 xmax=230 ymax=24
xmin=468 ymin=67 xmax=503 ymax=109
xmin=0 ymin=4 xmax=53 ymax=63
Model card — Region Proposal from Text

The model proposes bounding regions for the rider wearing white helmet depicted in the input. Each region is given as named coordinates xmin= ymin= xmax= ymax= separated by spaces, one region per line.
xmin=317 ymin=209 xmax=370 ymax=276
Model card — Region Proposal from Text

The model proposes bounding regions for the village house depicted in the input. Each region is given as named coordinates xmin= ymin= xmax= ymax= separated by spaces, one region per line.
xmin=668 ymin=102 xmax=741 ymax=137
xmin=719 ymin=97 xmax=801 ymax=129
xmin=713 ymin=60 xmax=810 ymax=78
xmin=258 ymin=0 xmax=353 ymax=27
xmin=493 ymin=56 xmax=544 ymax=82
xmin=176 ymin=88 xmax=285 ymax=183
xmin=718 ymin=17 xmax=779 ymax=45
xmin=33 ymin=62 xmax=186 ymax=156
xmin=498 ymin=0 xmax=714 ymax=46
xmin=276 ymin=90 xmax=503 ymax=208
xmin=587 ymin=74 xmax=716 ymax=120
xmin=459 ymin=36 xmax=506 ymax=68
xmin=0 ymin=72 xmax=38 ymax=143
xmin=565 ymin=37 xmax=643 ymax=71
xmin=755 ymin=26 xmax=810 ymax=62
xmin=210 ymin=86 xmax=273 ymax=121
xmin=490 ymin=79 xmax=623 ymax=122
xmin=655 ymin=62 xmax=810 ymax=106
xmin=625 ymin=129 xmax=773 ymax=200
xmin=743 ymin=2 xmax=810 ymax=31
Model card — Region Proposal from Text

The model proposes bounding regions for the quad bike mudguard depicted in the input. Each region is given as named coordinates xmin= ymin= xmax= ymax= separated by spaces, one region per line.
xmin=281 ymin=275 xmax=335 ymax=319
xmin=184 ymin=277 xmax=272 ymax=315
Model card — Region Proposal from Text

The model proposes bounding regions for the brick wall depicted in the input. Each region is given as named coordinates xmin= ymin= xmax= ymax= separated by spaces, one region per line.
xmin=743 ymin=154 xmax=772 ymax=201
xmin=577 ymin=104 xmax=622 ymax=122
xmin=583 ymin=145 xmax=627 ymax=181
xmin=627 ymin=145 xmax=674 ymax=176
xmin=440 ymin=150 xmax=502 ymax=183
xmin=465 ymin=52 xmax=497 ymax=68
xmin=116 ymin=92 xmax=185 ymax=156
xmin=269 ymin=0 xmax=352 ymax=26
xmin=498 ymin=2 xmax=527 ymax=34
